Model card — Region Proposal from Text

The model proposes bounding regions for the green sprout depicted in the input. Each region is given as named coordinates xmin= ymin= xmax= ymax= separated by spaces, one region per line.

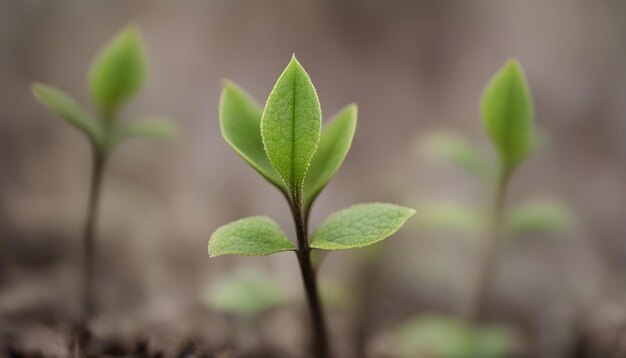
xmin=209 ymin=55 xmax=415 ymax=357
xmin=416 ymin=60 xmax=575 ymax=322
xmin=31 ymin=24 xmax=175 ymax=328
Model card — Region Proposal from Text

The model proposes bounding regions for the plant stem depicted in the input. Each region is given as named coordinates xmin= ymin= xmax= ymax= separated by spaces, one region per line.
xmin=472 ymin=169 xmax=510 ymax=322
xmin=290 ymin=200 xmax=330 ymax=358
xmin=81 ymin=147 xmax=107 ymax=324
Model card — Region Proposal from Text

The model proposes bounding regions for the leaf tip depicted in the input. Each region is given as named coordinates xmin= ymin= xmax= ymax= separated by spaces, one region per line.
xmin=346 ymin=103 xmax=358 ymax=118
xmin=31 ymin=82 xmax=44 ymax=98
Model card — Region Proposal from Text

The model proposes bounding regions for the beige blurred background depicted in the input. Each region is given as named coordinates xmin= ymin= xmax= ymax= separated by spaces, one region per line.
xmin=1 ymin=0 xmax=626 ymax=357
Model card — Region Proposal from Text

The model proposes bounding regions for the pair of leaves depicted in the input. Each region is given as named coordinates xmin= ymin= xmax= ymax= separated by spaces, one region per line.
xmin=209 ymin=203 xmax=415 ymax=257
xmin=32 ymin=24 xmax=174 ymax=152
xmin=413 ymin=200 xmax=574 ymax=236
xmin=220 ymin=63 xmax=356 ymax=214
xmin=481 ymin=59 xmax=535 ymax=175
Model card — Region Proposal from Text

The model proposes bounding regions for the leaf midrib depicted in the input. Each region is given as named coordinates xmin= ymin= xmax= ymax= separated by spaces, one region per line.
xmin=290 ymin=68 xmax=297 ymax=198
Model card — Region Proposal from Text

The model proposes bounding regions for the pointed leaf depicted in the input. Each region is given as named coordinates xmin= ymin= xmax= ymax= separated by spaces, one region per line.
xmin=89 ymin=24 xmax=147 ymax=119
xmin=481 ymin=59 xmax=534 ymax=174
xmin=419 ymin=132 xmax=490 ymax=179
xmin=261 ymin=55 xmax=322 ymax=202
xmin=110 ymin=116 xmax=176 ymax=146
xmin=31 ymin=83 xmax=103 ymax=145
xmin=303 ymin=104 xmax=357 ymax=214
xmin=219 ymin=80 xmax=286 ymax=192
xmin=506 ymin=200 xmax=574 ymax=234
xmin=209 ymin=216 xmax=295 ymax=257
xmin=414 ymin=202 xmax=487 ymax=235
xmin=310 ymin=203 xmax=415 ymax=250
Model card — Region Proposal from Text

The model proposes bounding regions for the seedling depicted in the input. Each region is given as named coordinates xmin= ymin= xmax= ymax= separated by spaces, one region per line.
xmin=415 ymin=59 xmax=575 ymax=321
xmin=31 ymin=24 xmax=175 ymax=327
xmin=468 ymin=59 xmax=537 ymax=319
xmin=208 ymin=55 xmax=415 ymax=357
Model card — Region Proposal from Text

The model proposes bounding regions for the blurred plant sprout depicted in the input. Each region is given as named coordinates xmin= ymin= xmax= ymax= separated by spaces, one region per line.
xmin=390 ymin=314 xmax=518 ymax=358
xmin=208 ymin=55 xmax=414 ymax=358
xmin=416 ymin=59 xmax=575 ymax=322
xmin=31 ymin=24 xmax=175 ymax=328
xmin=206 ymin=269 xmax=289 ymax=317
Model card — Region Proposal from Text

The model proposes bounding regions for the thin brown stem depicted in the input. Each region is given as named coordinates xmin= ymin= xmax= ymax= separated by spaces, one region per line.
xmin=290 ymin=198 xmax=330 ymax=358
xmin=81 ymin=148 xmax=107 ymax=323
xmin=472 ymin=169 xmax=510 ymax=322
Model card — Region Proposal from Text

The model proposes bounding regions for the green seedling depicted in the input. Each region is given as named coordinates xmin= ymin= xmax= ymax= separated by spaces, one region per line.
xmin=209 ymin=55 xmax=415 ymax=357
xmin=416 ymin=60 xmax=575 ymax=321
xmin=31 ymin=24 xmax=175 ymax=326
xmin=390 ymin=314 xmax=518 ymax=358
xmin=475 ymin=59 xmax=537 ymax=319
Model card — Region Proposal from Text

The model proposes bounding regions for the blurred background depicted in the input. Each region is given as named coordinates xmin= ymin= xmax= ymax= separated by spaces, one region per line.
xmin=1 ymin=0 xmax=626 ymax=357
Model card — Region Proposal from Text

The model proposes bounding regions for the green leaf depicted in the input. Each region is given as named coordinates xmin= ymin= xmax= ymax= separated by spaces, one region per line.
xmin=414 ymin=202 xmax=487 ymax=235
xmin=506 ymin=200 xmax=574 ymax=234
xmin=481 ymin=59 xmax=534 ymax=174
xmin=393 ymin=315 xmax=474 ymax=357
xmin=110 ymin=116 xmax=176 ymax=146
xmin=419 ymin=132 xmax=490 ymax=179
xmin=205 ymin=268 xmax=289 ymax=316
xmin=209 ymin=216 xmax=295 ymax=257
xmin=310 ymin=203 xmax=415 ymax=250
xmin=303 ymin=104 xmax=357 ymax=214
xmin=261 ymin=55 xmax=322 ymax=202
xmin=219 ymin=80 xmax=287 ymax=193
xmin=88 ymin=24 xmax=147 ymax=120
xmin=392 ymin=315 xmax=517 ymax=358
xmin=31 ymin=83 xmax=103 ymax=146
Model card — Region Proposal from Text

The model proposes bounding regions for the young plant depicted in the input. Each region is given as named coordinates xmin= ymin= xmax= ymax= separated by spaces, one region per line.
xmin=209 ymin=55 xmax=415 ymax=357
xmin=31 ymin=24 xmax=175 ymax=326
xmin=415 ymin=59 xmax=574 ymax=321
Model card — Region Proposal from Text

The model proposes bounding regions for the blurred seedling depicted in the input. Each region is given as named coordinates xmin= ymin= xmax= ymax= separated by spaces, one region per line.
xmin=388 ymin=314 xmax=519 ymax=358
xmin=414 ymin=59 xmax=574 ymax=320
xmin=208 ymin=55 xmax=414 ymax=358
xmin=31 ymin=24 xmax=175 ymax=335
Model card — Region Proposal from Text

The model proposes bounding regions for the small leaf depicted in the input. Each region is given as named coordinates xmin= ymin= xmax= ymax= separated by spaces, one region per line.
xmin=205 ymin=268 xmax=289 ymax=316
xmin=413 ymin=202 xmax=487 ymax=235
xmin=392 ymin=315 xmax=517 ymax=358
xmin=418 ymin=132 xmax=490 ymax=179
xmin=310 ymin=203 xmax=415 ymax=250
xmin=481 ymin=59 xmax=534 ymax=174
xmin=506 ymin=200 xmax=574 ymax=234
xmin=219 ymin=80 xmax=287 ymax=193
xmin=89 ymin=24 xmax=147 ymax=119
xmin=209 ymin=216 xmax=295 ymax=257
xmin=303 ymin=104 xmax=357 ymax=214
xmin=261 ymin=55 xmax=322 ymax=202
xmin=31 ymin=83 xmax=103 ymax=145
xmin=110 ymin=116 xmax=176 ymax=146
